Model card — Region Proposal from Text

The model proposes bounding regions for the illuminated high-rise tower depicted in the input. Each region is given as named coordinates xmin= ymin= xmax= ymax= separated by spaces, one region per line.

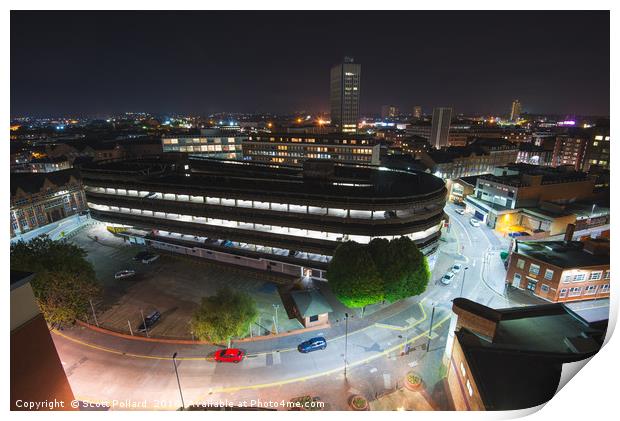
xmin=330 ymin=57 xmax=361 ymax=133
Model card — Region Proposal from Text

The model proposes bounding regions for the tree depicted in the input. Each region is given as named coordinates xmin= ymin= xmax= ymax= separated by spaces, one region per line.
xmin=190 ymin=288 xmax=258 ymax=343
xmin=10 ymin=235 xmax=101 ymax=326
xmin=326 ymin=241 xmax=384 ymax=308
xmin=374 ymin=237 xmax=430 ymax=302
xmin=327 ymin=237 xmax=430 ymax=308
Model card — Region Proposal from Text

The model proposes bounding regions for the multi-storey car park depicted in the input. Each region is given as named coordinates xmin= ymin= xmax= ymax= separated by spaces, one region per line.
xmin=79 ymin=157 xmax=447 ymax=280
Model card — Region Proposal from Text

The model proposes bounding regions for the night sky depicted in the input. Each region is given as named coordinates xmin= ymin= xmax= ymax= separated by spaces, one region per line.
xmin=11 ymin=10 xmax=610 ymax=117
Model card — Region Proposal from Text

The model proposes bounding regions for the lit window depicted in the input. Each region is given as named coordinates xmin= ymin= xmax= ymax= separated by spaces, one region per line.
xmin=589 ymin=271 xmax=602 ymax=281
xmin=517 ymin=259 xmax=525 ymax=269
xmin=529 ymin=263 xmax=540 ymax=275
xmin=466 ymin=380 xmax=474 ymax=397
xmin=544 ymin=269 xmax=554 ymax=280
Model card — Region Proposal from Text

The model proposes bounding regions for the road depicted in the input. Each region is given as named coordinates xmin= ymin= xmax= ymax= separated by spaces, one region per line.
xmin=51 ymin=203 xmax=607 ymax=410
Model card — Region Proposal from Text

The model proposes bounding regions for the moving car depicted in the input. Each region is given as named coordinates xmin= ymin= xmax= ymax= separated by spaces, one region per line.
xmin=470 ymin=218 xmax=481 ymax=227
xmin=441 ymin=271 xmax=455 ymax=285
xmin=455 ymin=208 xmax=465 ymax=215
xmin=114 ymin=269 xmax=136 ymax=279
xmin=138 ymin=310 xmax=161 ymax=332
xmin=214 ymin=348 xmax=245 ymax=363
xmin=297 ymin=337 xmax=327 ymax=353
xmin=452 ymin=263 xmax=463 ymax=273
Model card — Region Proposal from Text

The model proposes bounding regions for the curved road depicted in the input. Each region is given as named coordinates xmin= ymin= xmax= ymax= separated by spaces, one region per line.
xmin=53 ymin=204 xmax=514 ymax=410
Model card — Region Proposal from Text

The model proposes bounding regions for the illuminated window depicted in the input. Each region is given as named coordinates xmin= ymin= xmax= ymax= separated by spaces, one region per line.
xmin=517 ymin=259 xmax=525 ymax=269
xmin=460 ymin=362 xmax=466 ymax=376
xmin=529 ymin=263 xmax=540 ymax=275
xmin=589 ymin=271 xmax=602 ymax=281
xmin=466 ymin=380 xmax=473 ymax=397
xmin=544 ymin=269 xmax=554 ymax=280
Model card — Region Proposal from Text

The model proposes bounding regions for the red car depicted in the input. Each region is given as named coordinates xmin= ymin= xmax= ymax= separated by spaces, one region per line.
xmin=214 ymin=348 xmax=245 ymax=363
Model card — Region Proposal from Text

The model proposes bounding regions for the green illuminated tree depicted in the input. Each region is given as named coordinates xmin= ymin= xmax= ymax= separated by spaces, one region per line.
xmin=10 ymin=235 xmax=101 ymax=326
xmin=326 ymin=241 xmax=384 ymax=308
xmin=372 ymin=237 xmax=430 ymax=302
xmin=190 ymin=288 xmax=258 ymax=343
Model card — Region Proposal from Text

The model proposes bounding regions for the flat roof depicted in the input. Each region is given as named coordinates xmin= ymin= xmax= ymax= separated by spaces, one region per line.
xmin=80 ymin=157 xmax=446 ymax=201
xmin=515 ymin=240 xmax=609 ymax=268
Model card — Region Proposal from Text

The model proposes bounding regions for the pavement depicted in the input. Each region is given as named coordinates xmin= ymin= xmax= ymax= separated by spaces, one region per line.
xmin=49 ymin=203 xmax=609 ymax=410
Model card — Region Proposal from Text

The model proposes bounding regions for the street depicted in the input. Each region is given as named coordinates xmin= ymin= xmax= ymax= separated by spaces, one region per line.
xmin=51 ymin=203 xmax=609 ymax=410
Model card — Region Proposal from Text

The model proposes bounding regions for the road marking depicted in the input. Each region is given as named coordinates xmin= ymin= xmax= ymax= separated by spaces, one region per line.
xmin=383 ymin=373 xmax=391 ymax=389
xmin=374 ymin=302 xmax=427 ymax=331
xmin=66 ymin=313 xmax=453 ymax=406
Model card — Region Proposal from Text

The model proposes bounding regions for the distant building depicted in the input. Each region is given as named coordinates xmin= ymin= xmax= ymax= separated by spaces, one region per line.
xmin=506 ymin=238 xmax=610 ymax=303
xmin=583 ymin=128 xmax=610 ymax=172
xmin=161 ymin=129 xmax=246 ymax=160
xmin=430 ymin=107 xmax=452 ymax=149
xmin=10 ymin=169 xmax=87 ymax=238
xmin=510 ymin=99 xmax=522 ymax=121
xmin=412 ymin=106 xmax=422 ymax=119
xmin=553 ymin=131 xmax=588 ymax=170
xmin=381 ymin=105 xmax=398 ymax=119
xmin=464 ymin=164 xmax=595 ymax=233
xmin=417 ymin=139 xmax=519 ymax=180
xmin=11 ymin=156 xmax=72 ymax=173
xmin=405 ymin=122 xmax=432 ymax=140
xmin=11 ymin=271 xmax=77 ymax=410
xmin=330 ymin=57 xmax=361 ymax=133
xmin=243 ymin=133 xmax=380 ymax=166
xmin=516 ymin=143 xmax=553 ymax=166
xmin=445 ymin=297 xmax=606 ymax=411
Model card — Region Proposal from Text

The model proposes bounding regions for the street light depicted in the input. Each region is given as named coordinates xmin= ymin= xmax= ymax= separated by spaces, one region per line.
xmin=344 ymin=312 xmax=349 ymax=379
xmin=426 ymin=304 xmax=436 ymax=353
xmin=272 ymin=304 xmax=280 ymax=334
xmin=460 ymin=267 xmax=469 ymax=297
xmin=172 ymin=352 xmax=185 ymax=410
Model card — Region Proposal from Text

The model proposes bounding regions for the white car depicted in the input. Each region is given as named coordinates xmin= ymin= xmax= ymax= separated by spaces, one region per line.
xmin=141 ymin=253 xmax=160 ymax=264
xmin=455 ymin=208 xmax=465 ymax=215
xmin=441 ymin=271 xmax=456 ymax=285
xmin=470 ymin=218 xmax=481 ymax=227
xmin=114 ymin=270 xmax=136 ymax=279
xmin=452 ymin=263 xmax=463 ymax=273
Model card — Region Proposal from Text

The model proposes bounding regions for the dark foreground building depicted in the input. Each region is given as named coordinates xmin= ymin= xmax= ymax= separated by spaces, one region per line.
xmin=80 ymin=157 xmax=447 ymax=279
xmin=445 ymin=298 xmax=607 ymax=411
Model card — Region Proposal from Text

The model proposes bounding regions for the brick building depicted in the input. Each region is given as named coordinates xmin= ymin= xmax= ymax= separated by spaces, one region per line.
xmin=506 ymin=238 xmax=610 ymax=303
xmin=444 ymin=298 xmax=606 ymax=411
xmin=10 ymin=169 xmax=87 ymax=237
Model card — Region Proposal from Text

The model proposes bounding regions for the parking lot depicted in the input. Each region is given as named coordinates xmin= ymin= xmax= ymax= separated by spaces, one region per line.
xmin=70 ymin=223 xmax=303 ymax=339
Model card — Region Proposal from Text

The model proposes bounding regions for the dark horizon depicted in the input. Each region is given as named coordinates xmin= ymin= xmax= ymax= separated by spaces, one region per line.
xmin=11 ymin=10 xmax=610 ymax=117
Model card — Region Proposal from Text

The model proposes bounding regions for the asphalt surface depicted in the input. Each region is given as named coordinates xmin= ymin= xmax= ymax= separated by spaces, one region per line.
xmin=51 ymin=203 xmax=609 ymax=410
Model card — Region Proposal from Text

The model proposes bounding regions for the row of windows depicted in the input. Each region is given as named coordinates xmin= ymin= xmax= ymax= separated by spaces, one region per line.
xmin=516 ymin=259 xmax=610 ymax=282
xmin=163 ymin=137 xmax=239 ymax=145
xmin=559 ymin=284 xmax=609 ymax=298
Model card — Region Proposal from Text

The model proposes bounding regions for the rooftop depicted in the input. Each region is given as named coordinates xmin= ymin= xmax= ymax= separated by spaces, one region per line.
xmin=514 ymin=240 xmax=609 ymax=268
xmin=11 ymin=168 xmax=81 ymax=196
xmin=290 ymin=289 xmax=333 ymax=317
xmin=80 ymin=157 xmax=447 ymax=202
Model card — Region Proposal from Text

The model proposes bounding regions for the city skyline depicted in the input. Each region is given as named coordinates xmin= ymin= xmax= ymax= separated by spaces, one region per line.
xmin=11 ymin=10 xmax=609 ymax=117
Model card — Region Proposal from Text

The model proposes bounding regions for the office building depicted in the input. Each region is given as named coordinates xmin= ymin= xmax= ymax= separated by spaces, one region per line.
xmin=330 ymin=57 xmax=361 ymax=133
xmin=243 ymin=133 xmax=380 ymax=166
xmin=510 ymin=99 xmax=522 ymax=121
xmin=583 ymin=129 xmax=610 ymax=172
xmin=381 ymin=105 xmax=398 ymax=119
xmin=464 ymin=164 xmax=595 ymax=233
xmin=10 ymin=169 xmax=87 ymax=238
xmin=506 ymin=238 xmax=610 ymax=303
xmin=80 ymin=158 xmax=447 ymax=279
xmin=11 ymin=271 xmax=76 ymax=411
xmin=161 ymin=129 xmax=245 ymax=160
xmin=445 ymin=298 xmax=606 ymax=410
xmin=430 ymin=107 xmax=452 ymax=149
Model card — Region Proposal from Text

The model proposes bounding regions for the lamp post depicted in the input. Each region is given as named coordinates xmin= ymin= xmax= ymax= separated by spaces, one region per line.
xmin=460 ymin=267 xmax=469 ymax=297
xmin=426 ymin=304 xmax=436 ymax=353
xmin=172 ymin=353 xmax=185 ymax=410
xmin=344 ymin=312 xmax=349 ymax=379
xmin=272 ymin=304 xmax=280 ymax=334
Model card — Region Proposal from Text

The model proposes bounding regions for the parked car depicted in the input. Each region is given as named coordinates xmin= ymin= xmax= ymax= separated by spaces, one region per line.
xmin=297 ymin=337 xmax=327 ymax=353
xmin=469 ymin=218 xmax=481 ymax=227
xmin=509 ymin=231 xmax=529 ymax=238
xmin=138 ymin=310 xmax=161 ymax=332
xmin=141 ymin=253 xmax=160 ymax=264
xmin=441 ymin=271 xmax=456 ymax=285
xmin=214 ymin=348 xmax=245 ymax=363
xmin=221 ymin=240 xmax=234 ymax=247
xmin=455 ymin=208 xmax=465 ymax=215
xmin=204 ymin=238 xmax=219 ymax=245
xmin=288 ymin=250 xmax=299 ymax=257
xmin=145 ymin=192 xmax=157 ymax=199
xmin=114 ymin=269 xmax=136 ymax=279
xmin=452 ymin=263 xmax=463 ymax=273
